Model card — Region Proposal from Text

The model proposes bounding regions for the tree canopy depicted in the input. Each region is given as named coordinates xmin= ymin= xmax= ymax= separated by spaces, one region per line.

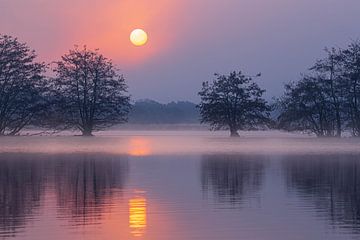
xmin=278 ymin=41 xmax=360 ymax=137
xmin=0 ymin=35 xmax=46 ymax=135
xmin=198 ymin=71 xmax=270 ymax=137
xmin=51 ymin=46 xmax=130 ymax=136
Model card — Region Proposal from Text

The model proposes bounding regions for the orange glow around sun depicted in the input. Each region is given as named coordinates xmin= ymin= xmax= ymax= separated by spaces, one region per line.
xmin=54 ymin=0 xmax=185 ymax=66
xmin=3 ymin=0 xmax=188 ymax=68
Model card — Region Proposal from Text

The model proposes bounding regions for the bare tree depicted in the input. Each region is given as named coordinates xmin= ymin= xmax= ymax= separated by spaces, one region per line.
xmin=0 ymin=35 xmax=46 ymax=136
xmin=52 ymin=46 xmax=130 ymax=136
xmin=198 ymin=71 xmax=270 ymax=137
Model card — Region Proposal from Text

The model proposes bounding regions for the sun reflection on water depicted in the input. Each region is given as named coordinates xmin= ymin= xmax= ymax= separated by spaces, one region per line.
xmin=128 ymin=138 xmax=152 ymax=156
xmin=129 ymin=194 xmax=147 ymax=237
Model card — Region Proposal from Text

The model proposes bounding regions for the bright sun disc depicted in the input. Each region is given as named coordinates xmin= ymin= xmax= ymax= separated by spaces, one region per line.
xmin=130 ymin=29 xmax=148 ymax=46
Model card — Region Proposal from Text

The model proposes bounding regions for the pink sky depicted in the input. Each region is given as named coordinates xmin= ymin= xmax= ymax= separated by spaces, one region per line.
xmin=1 ymin=0 xmax=360 ymax=102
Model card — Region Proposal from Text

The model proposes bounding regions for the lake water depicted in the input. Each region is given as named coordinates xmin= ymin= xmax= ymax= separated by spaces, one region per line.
xmin=1 ymin=131 xmax=360 ymax=240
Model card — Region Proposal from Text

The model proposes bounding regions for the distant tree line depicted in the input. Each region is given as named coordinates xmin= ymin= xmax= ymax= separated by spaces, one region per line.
xmin=129 ymin=99 xmax=199 ymax=124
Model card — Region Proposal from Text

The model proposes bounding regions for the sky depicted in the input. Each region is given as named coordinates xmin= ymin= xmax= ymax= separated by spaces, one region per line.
xmin=1 ymin=0 xmax=360 ymax=103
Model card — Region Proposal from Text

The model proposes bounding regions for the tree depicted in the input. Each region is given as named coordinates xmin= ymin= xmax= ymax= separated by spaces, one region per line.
xmin=198 ymin=71 xmax=270 ymax=137
xmin=278 ymin=41 xmax=360 ymax=137
xmin=0 ymin=35 xmax=46 ymax=136
xmin=278 ymin=76 xmax=336 ymax=137
xmin=52 ymin=46 xmax=130 ymax=136
xmin=340 ymin=41 xmax=360 ymax=136
xmin=310 ymin=48 xmax=344 ymax=137
xmin=278 ymin=47 xmax=345 ymax=137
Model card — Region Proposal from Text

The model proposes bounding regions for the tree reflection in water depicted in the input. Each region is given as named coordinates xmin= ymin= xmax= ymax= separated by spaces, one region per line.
xmin=201 ymin=154 xmax=265 ymax=205
xmin=284 ymin=154 xmax=360 ymax=232
xmin=0 ymin=153 xmax=129 ymax=236
xmin=0 ymin=154 xmax=45 ymax=237
xmin=54 ymin=154 xmax=129 ymax=225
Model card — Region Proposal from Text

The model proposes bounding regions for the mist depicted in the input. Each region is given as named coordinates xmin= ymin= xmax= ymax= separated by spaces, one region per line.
xmin=1 ymin=131 xmax=360 ymax=155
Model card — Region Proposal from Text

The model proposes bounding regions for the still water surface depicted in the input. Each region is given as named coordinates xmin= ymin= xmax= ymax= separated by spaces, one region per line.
xmin=1 ymin=133 xmax=360 ymax=240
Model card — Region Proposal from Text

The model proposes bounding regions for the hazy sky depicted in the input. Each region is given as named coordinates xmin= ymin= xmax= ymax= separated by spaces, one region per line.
xmin=1 ymin=0 xmax=360 ymax=102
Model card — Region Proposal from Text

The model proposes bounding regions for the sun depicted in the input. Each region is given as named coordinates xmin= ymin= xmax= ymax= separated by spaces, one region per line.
xmin=130 ymin=29 xmax=148 ymax=46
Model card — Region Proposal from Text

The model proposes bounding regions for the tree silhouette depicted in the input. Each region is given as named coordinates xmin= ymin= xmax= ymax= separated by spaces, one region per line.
xmin=198 ymin=71 xmax=270 ymax=137
xmin=278 ymin=76 xmax=336 ymax=137
xmin=341 ymin=41 xmax=360 ymax=136
xmin=310 ymin=48 xmax=344 ymax=137
xmin=52 ymin=46 xmax=130 ymax=136
xmin=278 ymin=47 xmax=346 ymax=137
xmin=278 ymin=41 xmax=360 ymax=137
xmin=0 ymin=35 xmax=47 ymax=135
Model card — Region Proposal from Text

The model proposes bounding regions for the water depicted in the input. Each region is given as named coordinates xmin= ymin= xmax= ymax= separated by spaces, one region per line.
xmin=1 ymin=131 xmax=360 ymax=240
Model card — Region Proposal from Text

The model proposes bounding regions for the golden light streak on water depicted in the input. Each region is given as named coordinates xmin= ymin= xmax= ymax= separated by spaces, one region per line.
xmin=129 ymin=195 xmax=147 ymax=237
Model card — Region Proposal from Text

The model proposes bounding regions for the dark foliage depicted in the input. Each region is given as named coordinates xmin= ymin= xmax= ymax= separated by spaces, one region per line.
xmin=0 ymin=35 xmax=47 ymax=135
xmin=278 ymin=41 xmax=360 ymax=137
xmin=341 ymin=42 xmax=360 ymax=136
xmin=198 ymin=71 xmax=271 ymax=137
xmin=278 ymin=76 xmax=338 ymax=137
xmin=51 ymin=46 xmax=131 ymax=136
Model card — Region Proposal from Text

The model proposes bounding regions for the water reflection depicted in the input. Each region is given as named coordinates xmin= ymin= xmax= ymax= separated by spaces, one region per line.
xmin=201 ymin=154 xmax=265 ymax=205
xmin=0 ymin=153 xmax=129 ymax=237
xmin=3 ymin=151 xmax=360 ymax=239
xmin=129 ymin=192 xmax=147 ymax=237
xmin=54 ymin=154 xmax=129 ymax=225
xmin=284 ymin=154 xmax=360 ymax=232
xmin=128 ymin=138 xmax=152 ymax=156
xmin=0 ymin=154 xmax=45 ymax=237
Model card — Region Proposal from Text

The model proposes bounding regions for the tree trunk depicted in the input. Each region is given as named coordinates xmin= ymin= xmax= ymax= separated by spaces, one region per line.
xmin=335 ymin=111 xmax=342 ymax=137
xmin=81 ymin=128 xmax=93 ymax=136
xmin=230 ymin=127 xmax=239 ymax=137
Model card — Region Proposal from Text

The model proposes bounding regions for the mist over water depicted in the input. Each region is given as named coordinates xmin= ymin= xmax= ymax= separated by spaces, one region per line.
xmin=1 ymin=131 xmax=360 ymax=239
xmin=1 ymin=130 xmax=360 ymax=155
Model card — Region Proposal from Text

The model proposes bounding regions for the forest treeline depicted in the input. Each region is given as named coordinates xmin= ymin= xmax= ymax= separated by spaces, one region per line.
xmin=129 ymin=100 xmax=199 ymax=124
xmin=1 ymin=33 xmax=360 ymax=137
